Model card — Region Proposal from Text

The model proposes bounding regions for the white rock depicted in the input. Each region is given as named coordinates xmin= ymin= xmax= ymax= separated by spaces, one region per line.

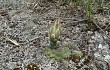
xmin=104 ymin=55 xmax=110 ymax=62
xmin=94 ymin=52 xmax=101 ymax=58
xmin=6 ymin=62 xmax=16 ymax=69
xmin=98 ymin=44 xmax=103 ymax=49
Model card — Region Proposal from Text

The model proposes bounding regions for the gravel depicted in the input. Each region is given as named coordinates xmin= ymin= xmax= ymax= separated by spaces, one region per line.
xmin=0 ymin=0 xmax=110 ymax=70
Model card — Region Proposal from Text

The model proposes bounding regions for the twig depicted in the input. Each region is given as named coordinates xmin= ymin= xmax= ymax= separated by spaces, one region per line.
xmin=92 ymin=19 xmax=110 ymax=39
xmin=104 ymin=24 xmax=110 ymax=30
xmin=7 ymin=38 xmax=19 ymax=46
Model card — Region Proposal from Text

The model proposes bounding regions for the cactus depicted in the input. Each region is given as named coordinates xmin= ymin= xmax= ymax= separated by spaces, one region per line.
xmin=49 ymin=19 xmax=61 ymax=49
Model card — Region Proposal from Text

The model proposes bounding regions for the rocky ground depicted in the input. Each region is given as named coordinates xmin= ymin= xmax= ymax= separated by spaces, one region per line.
xmin=0 ymin=0 xmax=110 ymax=70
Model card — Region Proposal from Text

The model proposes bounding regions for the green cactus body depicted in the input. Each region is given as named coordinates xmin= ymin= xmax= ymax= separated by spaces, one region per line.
xmin=49 ymin=19 xmax=61 ymax=49
xmin=55 ymin=29 xmax=61 ymax=39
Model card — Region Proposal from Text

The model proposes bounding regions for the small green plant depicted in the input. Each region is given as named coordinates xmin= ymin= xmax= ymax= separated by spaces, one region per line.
xmin=60 ymin=0 xmax=69 ymax=5
xmin=44 ymin=47 xmax=71 ymax=60
xmin=45 ymin=19 xmax=84 ymax=60
xmin=72 ymin=0 xmax=81 ymax=6
xmin=93 ymin=0 xmax=109 ymax=14
xmin=72 ymin=50 xmax=83 ymax=59
xmin=59 ymin=0 xmax=81 ymax=6
xmin=49 ymin=19 xmax=62 ymax=49
xmin=83 ymin=0 xmax=93 ymax=19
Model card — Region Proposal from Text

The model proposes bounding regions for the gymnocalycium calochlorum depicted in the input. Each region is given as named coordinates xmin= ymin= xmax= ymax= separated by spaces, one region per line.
xmin=49 ymin=19 xmax=62 ymax=49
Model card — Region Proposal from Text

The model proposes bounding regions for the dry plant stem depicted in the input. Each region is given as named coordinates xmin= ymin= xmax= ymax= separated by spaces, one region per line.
xmin=33 ymin=0 xmax=40 ymax=8
xmin=104 ymin=24 xmax=110 ymax=30
xmin=92 ymin=19 xmax=110 ymax=39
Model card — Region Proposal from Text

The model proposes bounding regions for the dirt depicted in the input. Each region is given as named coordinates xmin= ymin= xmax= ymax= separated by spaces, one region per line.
xmin=0 ymin=0 xmax=110 ymax=70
